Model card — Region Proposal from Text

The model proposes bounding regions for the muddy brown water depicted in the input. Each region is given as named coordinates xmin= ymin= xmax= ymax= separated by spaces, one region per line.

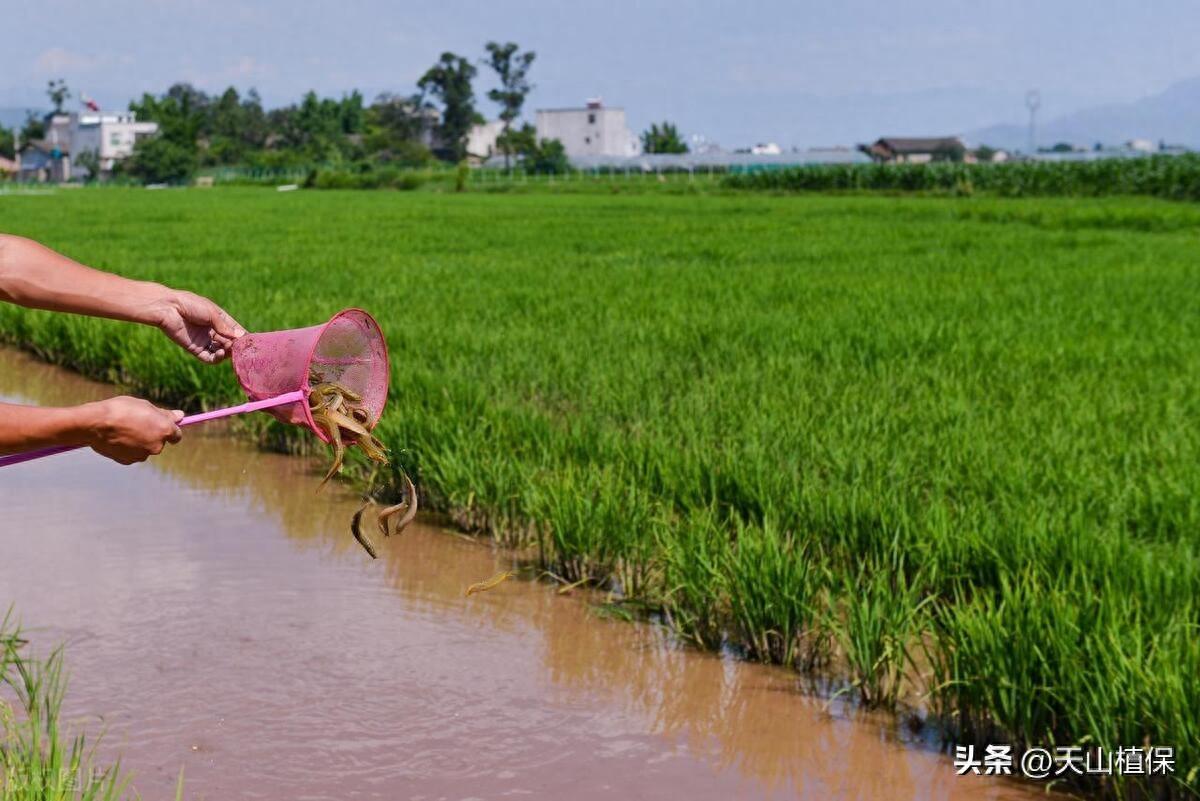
xmin=0 ymin=348 xmax=1051 ymax=800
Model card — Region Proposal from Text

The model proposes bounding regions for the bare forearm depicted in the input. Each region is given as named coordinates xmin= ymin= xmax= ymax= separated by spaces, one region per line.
xmin=0 ymin=234 xmax=170 ymax=327
xmin=0 ymin=401 xmax=101 ymax=453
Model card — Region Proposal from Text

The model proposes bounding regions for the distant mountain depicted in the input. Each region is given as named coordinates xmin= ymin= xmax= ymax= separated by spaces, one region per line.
xmin=968 ymin=78 xmax=1200 ymax=151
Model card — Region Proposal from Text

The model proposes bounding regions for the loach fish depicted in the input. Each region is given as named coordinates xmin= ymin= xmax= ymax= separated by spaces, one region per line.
xmin=377 ymin=474 xmax=418 ymax=537
xmin=350 ymin=501 xmax=378 ymax=559
xmin=307 ymin=370 xmax=395 ymax=559
xmin=464 ymin=570 xmax=515 ymax=597
xmin=308 ymin=377 xmax=388 ymax=492
xmin=313 ymin=409 xmax=345 ymax=491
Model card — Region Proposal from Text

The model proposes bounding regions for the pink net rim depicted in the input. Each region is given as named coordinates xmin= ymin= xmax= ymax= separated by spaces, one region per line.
xmin=304 ymin=308 xmax=389 ymax=445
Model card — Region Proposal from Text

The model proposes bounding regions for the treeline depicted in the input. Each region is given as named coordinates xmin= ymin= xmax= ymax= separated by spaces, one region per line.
xmin=63 ymin=41 xmax=558 ymax=183
xmin=722 ymin=155 xmax=1200 ymax=201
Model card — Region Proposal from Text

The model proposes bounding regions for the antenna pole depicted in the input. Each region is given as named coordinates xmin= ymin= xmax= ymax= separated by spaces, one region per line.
xmin=1025 ymin=90 xmax=1041 ymax=156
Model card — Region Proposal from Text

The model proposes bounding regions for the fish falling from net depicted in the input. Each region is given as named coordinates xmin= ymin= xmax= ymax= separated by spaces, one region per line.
xmin=308 ymin=369 xmax=390 ymax=490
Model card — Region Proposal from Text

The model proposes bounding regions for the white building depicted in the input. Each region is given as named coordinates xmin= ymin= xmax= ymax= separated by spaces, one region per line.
xmin=535 ymin=99 xmax=639 ymax=158
xmin=46 ymin=111 xmax=158 ymax=175
xmin=466 ymin=120 xmax=506 ymax=161
xmin=749 ymin=142 xmax=782 ymax=155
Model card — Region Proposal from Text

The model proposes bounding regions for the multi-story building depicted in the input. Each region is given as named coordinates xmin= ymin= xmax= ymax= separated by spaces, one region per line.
xmin=535 ymin=99 xmax=639 ymax=159
xmin=44 ymin=111 xmax=159 ymax=176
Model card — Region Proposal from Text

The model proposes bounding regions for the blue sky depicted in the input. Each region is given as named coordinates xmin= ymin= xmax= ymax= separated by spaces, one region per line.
xmin=3 ymin=0 xmax=1199 ymax=148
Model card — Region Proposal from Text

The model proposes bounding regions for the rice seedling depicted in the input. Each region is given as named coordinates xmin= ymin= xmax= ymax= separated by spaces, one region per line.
xmin=0 ymin=612 xmax=131 ymax=801
xmin=725 ymin=518 xmax=829 ymax=669
xmin=829 ymin=552 xmax=930 ymax=708
xmin=655 ymin=507 xmax=728 ymax=650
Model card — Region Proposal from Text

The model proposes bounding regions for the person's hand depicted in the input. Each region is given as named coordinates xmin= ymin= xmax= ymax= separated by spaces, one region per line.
xmin=82 ymin=397 xmax=184 ymax=464
xmin=152 ymin=289 xmax=246 ymax=364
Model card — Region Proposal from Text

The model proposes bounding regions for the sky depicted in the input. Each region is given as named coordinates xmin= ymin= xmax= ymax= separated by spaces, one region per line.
xmin=3 ymin=0 xmax=1199 ymax=148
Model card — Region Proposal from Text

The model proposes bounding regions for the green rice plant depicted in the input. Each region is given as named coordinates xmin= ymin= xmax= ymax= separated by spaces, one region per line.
xmin=0 ymin=614 xmax=130 ymax=801
xmin=725 ymin=518 xmax=829 ymax=669
xmin=829 ymin=552 xmax=930 ymax=708
xmin=655 ymin=506 xmax=729 ymax=649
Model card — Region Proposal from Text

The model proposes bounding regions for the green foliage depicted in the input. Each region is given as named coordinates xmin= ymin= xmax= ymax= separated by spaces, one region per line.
xmin=19 ymin=113 xmax=45 ymax=145
xmin=483 ymin=42 xmax=536 ymax=167
xmin=726 ymin=520 xmax=826 ymax=668
xmin=418 ymin=53 xmax=479 ymax=161
xmin=1 ymin=190 xmax=1199 ymax=798
xmin=269 ymin=90 xmax=365 ymax=160
xmin=1 ymin=613 xmax=131 ymax=800
xmin=830 ymin=551 xmax=929 ymax=707
xmin=641 ymin=121 xmax=688 ymax=154
xmin=0 ymin=123 xmax=13 ymax=160
xmin=306 ymin=164 xmax=426 ymax=190
xmin=125 ymin=136 xmax=198 ymax=184
xmin=722 ymin=154 xmax=1200 ymax=201
xmin=45 ymin=80 xmax=69 ymax=114
xmin=364 ymin=94 xmax=433 ymax=162
xmin=73 ymin=151 xmax=100 ymax=182
xmin=524 ymin=138 xmax=568 ymax=174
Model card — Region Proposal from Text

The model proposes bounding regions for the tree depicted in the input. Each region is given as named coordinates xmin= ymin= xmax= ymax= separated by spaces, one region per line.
xmin=641 ymin=121 xmax=688 ymax=154
xmin=496 ymin=122 xmax=536 ymax=166
xmin=482 ymin=42 xmax=535 ymax=168
xmin=0 ymin=123 xmax=13 ymax=159
xmin=20 ymin=111 xmax=45 ymax=144
xmin=526 ymin=137 xmax=568 ymax=174
xmin=47 ymin=79 xmax=70 ymax=114
xmin=127 ymin=84 xmax=207 ymax=182
xmin=974 ymin=145 xmax=997 ymax=162
xmin=1039 ymin=142 xmax=1074 ymax=154
xmin=130 ymin=84 xmax=207 ymax=148
xmin=74 ymin=149 xmax=100 ymax=181
xmin=127 ymin=137 xmax=198 ymax=183
xmin=365 ymin=93 xmax=434 ymax=164
xmin=418 ymin=52 xmax=480 ymax=161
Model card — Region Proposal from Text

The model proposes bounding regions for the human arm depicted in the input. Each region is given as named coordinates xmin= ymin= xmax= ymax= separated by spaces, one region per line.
xmin=0 ymin=234 xmax=245 ymax=363
xmin=0 ymin=397 xmax=184 ymax=464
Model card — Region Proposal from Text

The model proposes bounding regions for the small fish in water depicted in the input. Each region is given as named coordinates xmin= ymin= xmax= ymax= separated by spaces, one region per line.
xmin=351 ymin=500 xmax=378 ymax=559
xmin=464 ymin=570 xmax=515 ymax=597
xmin=377 ymin=473 xmax=418 ymax=538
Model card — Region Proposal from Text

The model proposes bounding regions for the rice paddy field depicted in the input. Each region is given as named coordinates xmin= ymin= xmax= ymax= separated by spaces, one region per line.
xmin=1 ymin=187 xmax=1198 ymax=797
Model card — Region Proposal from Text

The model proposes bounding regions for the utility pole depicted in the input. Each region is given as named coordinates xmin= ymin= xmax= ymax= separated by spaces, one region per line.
xmin=1025 ymin=90 xmax=1041 ymax=156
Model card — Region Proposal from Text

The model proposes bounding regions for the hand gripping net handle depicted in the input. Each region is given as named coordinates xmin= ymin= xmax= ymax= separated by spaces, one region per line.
xmin=0 ymin=307 xmax=390 ymax=468
xmin=0 ymin=390 xmax=306 ymax=468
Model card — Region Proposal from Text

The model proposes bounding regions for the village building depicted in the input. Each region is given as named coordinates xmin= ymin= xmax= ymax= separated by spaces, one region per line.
xmin=17 ymin=110 xmax=158 ymax=180
xmin=17 ymin=140 xmax=71 ymax=182
xmin=860 ymin=136 xmax=967 ymax=163
xmin=535 ymin=99 xmax=639 ymax=159
xmin=465 ymin=120 xmax=506 ymax=161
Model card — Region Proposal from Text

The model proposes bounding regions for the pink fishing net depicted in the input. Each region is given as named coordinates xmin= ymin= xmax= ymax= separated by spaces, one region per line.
xmin=231 ymin=309 xmax=389 ymax=443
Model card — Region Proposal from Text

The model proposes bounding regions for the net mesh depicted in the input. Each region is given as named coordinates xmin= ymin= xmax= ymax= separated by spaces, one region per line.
xmin=231 ymin=309 xmax=389 ymax=441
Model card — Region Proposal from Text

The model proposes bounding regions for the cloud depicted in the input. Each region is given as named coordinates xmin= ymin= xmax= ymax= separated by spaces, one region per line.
xmin=33 ymin=47 xmax=106 ymax=75
xmin=186 ymin=56 xmax=277 ymax=90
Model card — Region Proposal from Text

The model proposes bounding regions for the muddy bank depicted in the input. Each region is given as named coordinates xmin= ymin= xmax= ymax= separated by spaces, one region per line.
xmin=0 ymin=348 xmax=1047 ymax=800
